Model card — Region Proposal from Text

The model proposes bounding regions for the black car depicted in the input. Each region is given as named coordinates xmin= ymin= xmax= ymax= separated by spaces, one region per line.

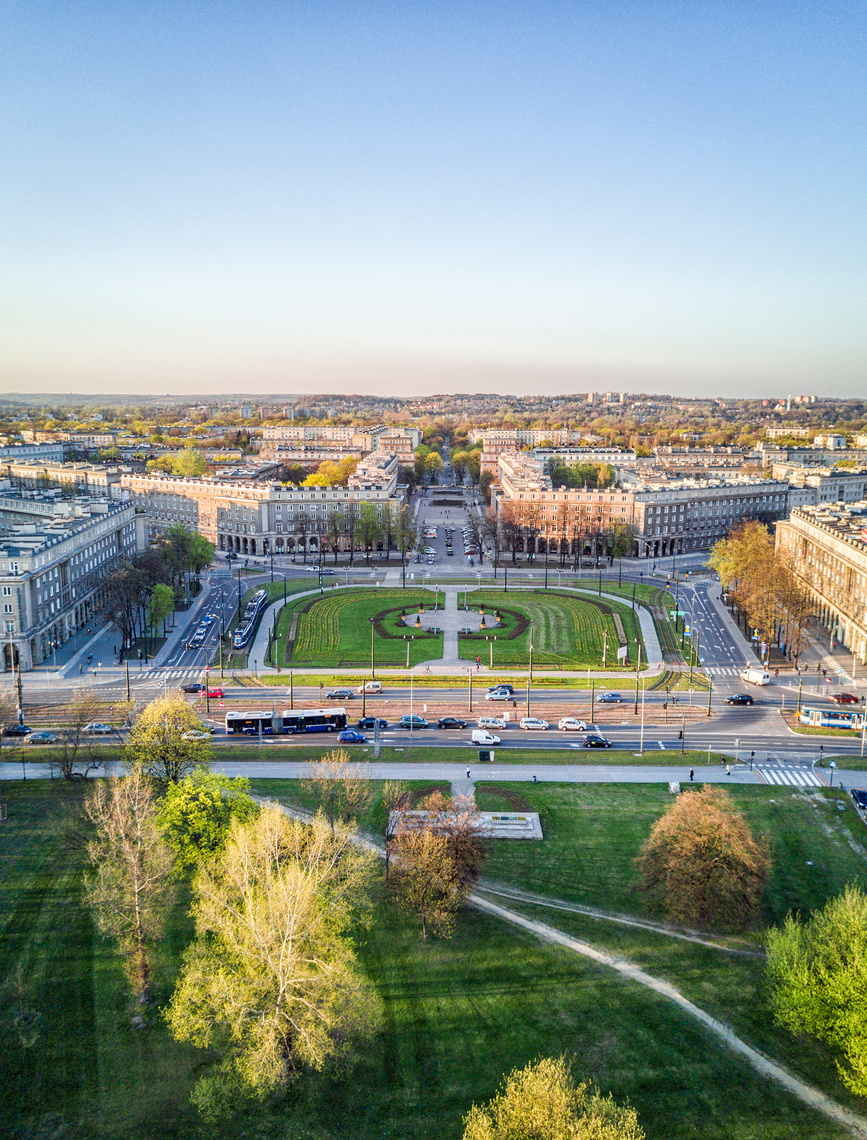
xmin=583 ymin=734 xmax=612 ymax=748
xmin=3 ymin=724 xmax=32 ymax=737
xmin=437 ymin=717 xmax=467 ymax=729
xmin=852 ymin=789 xmax=867 ymax=810
xmin=487 ymin=683 xmax=514 ymax=695
xmin=357 ymin=717 xmax=388 ymax=730
xmin=181 ymin=682 xmax=206 ymax=693
xmin=725 ymin=694 xmax=755 ymax=706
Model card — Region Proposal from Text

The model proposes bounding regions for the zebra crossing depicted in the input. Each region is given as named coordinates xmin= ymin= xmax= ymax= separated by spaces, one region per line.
xmin=704 ymin=666 xmax=742 ymax=677
xmin=757 ymin=766 xmax=822 ymax=787
xmin=143 ymin=667 xmax=206 ymax=680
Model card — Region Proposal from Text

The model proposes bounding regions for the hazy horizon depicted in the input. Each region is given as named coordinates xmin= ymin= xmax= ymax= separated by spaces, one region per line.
xmin=2 ymin=3 xmax=864 ymax=399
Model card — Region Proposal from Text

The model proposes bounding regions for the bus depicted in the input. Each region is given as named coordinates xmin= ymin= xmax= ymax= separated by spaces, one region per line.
xmin=225 ymin=710 xmax=275 ymax=735
xmin=281 ymin=707 xmax=348 ymax=734
xmin=232 ymin=589 xmax=269 ymax=650
xmin=799 ymin=707 xmax=865 ymax=730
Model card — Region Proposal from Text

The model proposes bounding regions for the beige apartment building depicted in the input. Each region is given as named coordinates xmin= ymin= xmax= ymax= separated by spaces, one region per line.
xmin=776 ymin=503 xmax=867 ymax=665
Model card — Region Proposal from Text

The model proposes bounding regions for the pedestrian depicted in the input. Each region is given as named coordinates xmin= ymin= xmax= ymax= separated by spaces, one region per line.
xmin=79 ymin=663 xmax=83 ymax=675
xmin=689 ymin=768 xmax=694 ymax=781
xmin=466 ymin=767 xmax=471 ymax=779
xmin=533 ymin=774 xmax=537 ymax=783
xmin=726 ymin=765 xmax=731 ymax=776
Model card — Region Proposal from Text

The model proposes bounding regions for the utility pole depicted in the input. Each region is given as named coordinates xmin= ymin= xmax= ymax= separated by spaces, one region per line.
xmin=707 ymin=675 xmax=713 ymax=717
xmin=633 ymin=645 xmax=642 ymax=715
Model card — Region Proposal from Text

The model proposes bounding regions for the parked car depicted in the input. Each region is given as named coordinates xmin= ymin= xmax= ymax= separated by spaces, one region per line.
xmin=85 ymin=722 xmax=114 ymax=735
xmin=327 ymin=688 xmax=355 ymax=700
xmin=357 ymin=717 xmax=388 ymax=730
xmin=27 ymin=730 xmax=57 ymax=744
xmin=437 ymin=717 xmax=467 ymax=729
xmin=558 ymin=717 xmax=588 ymax=731
xmin=3 ymin=724 xmax=31 ymax=737
xmin=338 ymin=729 xmax=366 ymax=743
xmin=583 ymin=734 xmax=612 ymax=748
xmin=831 ymin=693 xmax=860 ymax=704
xmin=182 ymin=730 xmax=212 ymax=741
xmin=725 ymin=693 xmax=755 ymax=706
xmin=520 ymin=717 xmax=549 ymax=730
xmin=207 ymin=688 xmax=224 ymax=699
xmin=446 ymin=547 xmax=454 ymax=555
xmin=181 ymin=682 xmax=206 ymax=693
xmin=487 ymin=684 xmax=514 ymax=694
xmin=399 ymin=714 xmax=428 ymax=729
xmin=597 ymin=692 xmax=623 ymax=704
xmin=478 ymin=716 xmax=507 ymax=730
xmin=851 ymin=789 xmax=867 ymax=809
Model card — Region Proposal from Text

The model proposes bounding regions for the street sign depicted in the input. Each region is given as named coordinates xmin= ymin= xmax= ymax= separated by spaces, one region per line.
xmin=616 ymin=645 xmax=628 ymax=660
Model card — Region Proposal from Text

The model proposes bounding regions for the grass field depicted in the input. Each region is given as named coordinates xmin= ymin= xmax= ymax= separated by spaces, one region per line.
xmin=457 ymin=589 xmax=643 ymax=670
xmin=0 ymin=779 xmax=859 ymax=1139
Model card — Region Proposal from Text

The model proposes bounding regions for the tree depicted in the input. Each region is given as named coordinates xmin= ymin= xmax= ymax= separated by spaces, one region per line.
xmin=382 ymin=779 xmax=409 ymax=880
xmin=84 ymin=771 xmax=176 ymax=1003
xmin=157 ymin=771 xmax=259 ymax=872
xmin=635 ymin=786 xmax=769 ymax=928
xmin=424 ymin=451 xmax=444 ymax=483
xmin=451 ymin=449 xmax=468 ymax=484
xmin=300 ymin=750 xmax=372 ymax=832
xmin=172 ymin=448 xmax=209 ymax=477
xmin=0 ymin=688 xmax=18 ymax=763
xmin=463 ymin=1056 xmax=644 ymax=1140
xmin=51 ymin=686 xmax=104 ymax=781
xmin=390 ymin=826 xmax=464 ymax=940
xmin=356 ymin=502 xmax=382 ymax=563
xmin=767 ymin=886 xmax=867 ymax=1096
xmin=149 ymin=582 xmax=174 ymax=642
xmin=125 ymin=696 xmax=212 ymax=783
xmin=417 ymin=790 xmax=487 ymax=892
xmin=165 ymin=805 xmax=378 ymax=1108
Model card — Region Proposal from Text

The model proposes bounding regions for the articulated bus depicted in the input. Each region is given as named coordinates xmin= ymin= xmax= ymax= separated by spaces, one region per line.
xmin=799 ymin=707 xmax=865 ymax=730
xmin=224 ymin=707 xmax=348 ymax=736
xmin=232 ymin=589 xmax=269 ymax=650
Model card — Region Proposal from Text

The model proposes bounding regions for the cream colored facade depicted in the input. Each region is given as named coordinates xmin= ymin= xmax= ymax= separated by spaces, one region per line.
xmin=776 ymin=505 xmax=867 ymax=665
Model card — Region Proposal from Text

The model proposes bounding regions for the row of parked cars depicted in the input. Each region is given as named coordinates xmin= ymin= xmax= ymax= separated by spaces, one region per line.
xmin=3 ymin=722 xmax=116 ymax=741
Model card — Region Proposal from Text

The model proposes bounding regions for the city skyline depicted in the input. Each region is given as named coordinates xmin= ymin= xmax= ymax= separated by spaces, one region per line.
xmin=1 ymin=2 xmax=865 ymax=398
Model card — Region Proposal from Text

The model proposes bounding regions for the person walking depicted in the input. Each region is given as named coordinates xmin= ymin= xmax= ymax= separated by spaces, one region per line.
xmin=466 ymin=767 xmax=471 ymax=779
xmin=689 ymin=768 xmax=694 ymax=781
xmin=726 ymin=765 xmax=731 ymax=776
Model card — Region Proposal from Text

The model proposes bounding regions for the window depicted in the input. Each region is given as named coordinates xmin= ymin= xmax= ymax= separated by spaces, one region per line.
xmin=3 ymin=605 xmax=11 ymax=614
xmin=2 ymin=587 xmax=9 ymax=596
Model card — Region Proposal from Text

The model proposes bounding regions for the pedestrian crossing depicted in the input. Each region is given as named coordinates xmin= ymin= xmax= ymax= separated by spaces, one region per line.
xmin=704 ymin=666 xmax=743 ymax=677
xmin=757 ymin=766 xmax=822 ymax=787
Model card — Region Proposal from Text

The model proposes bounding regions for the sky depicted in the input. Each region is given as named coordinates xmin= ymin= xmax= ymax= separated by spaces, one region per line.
xmin=0 ymin=1 xmax=865 ymax=400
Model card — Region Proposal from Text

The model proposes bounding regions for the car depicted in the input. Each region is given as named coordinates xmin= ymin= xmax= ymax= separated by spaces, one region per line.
xmin=181 ymin=682 xmax=206 ymax=693
xmin=583 ymin=734 xmax=613 ymax=748
xmin=357 ymin=680 xmax=383 ymax=693
xmin=304 ymin=565 xmax=321 ymax=573
xmin=597 ymin=692 xmax=623 ymax=703
xmin=338 ymin=729 xmax=366 ymax=743
xmin=446 ymin=548 xmax=454 ymax=555
xmin=85 ymin=722 xmax=114 ymax=735
xmin=3 ymin=724 xmax=31 ymax=737
xmin=27 ymin=730 xmax=57 ymax=744
xmin=725 ymin=693 xmax=755 ymax=705
xmin=852 ymin=789 xmax=867 ymax=810
xmin=484 ymin=689 xmax=511 ymax=701
xmin=207 ymin=688 xmax=224 ymax=699
xmin=357 ymin=716 xmax=388 ymax=730
xmin=520 ymin=717 xmax=549 ymax=730
xmin=182 ymin=730 xmax=212 ymax=741
xmin=558 ymin=717 xmax=588 ymax=731
xmin=437 ymin=717 xmax=467 ymax=729
xmin=326 ymin=688 xmax=354 ymax=700
xmin=831 ymin=693 xmax=860 ymax=704
xmin=321 ymin=567 xmax=335 ymax=575
xmin=399 ymin=714 xmax=428 ymax=729
xmin=487 ymin=684 xmax=514 ymax=694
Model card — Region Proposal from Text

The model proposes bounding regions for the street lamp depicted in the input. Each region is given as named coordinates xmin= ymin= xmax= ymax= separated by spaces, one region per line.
xmin=370 ymin=618 xmax=376 ymax=680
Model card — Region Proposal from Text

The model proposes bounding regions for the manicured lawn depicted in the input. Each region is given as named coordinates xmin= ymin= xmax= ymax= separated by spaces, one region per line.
xmin=0 ymin=780 xmax=855 ymax=1139
xmin=457 ymin=589 xmax=643 ymax=670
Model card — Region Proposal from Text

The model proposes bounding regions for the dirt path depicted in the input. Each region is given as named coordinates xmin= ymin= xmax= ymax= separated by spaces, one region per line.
xmin=475 ymin=881 xmax=764 ymax=956
xmin=470 ymin=893 xmax=867 ymax=1139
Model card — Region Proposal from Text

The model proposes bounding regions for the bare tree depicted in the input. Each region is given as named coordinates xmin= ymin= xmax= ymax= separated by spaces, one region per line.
xmin=382 ymin=779 xmax=409 ymax=880
xmin=84 ymin=770 xmax=176 ymax=1002
xmin=300 ymin=749 xmax=373 ymax=832
xmin=51 ymin=686 xmax=104 ymax=781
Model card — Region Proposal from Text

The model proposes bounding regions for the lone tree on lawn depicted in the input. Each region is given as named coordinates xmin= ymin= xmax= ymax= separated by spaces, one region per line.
xmin=157 ymin=771 xmax=259 ymax=873
xmin=300 ymin=750 xmax=372 ymax=833
xmin=165 ymin=805 xmax=378 ymax=1113
xmin=84 ymin=770 xmax=175 ymax=1004
xmin=462 ymin=1055 xmax=644 ymax=1140
xmin=766 ymin=885 xmax=867 ymax=1096
xmin=125 ymin=695 xmax=212 ymax=783
xmin=635 ymin=785 xmax=769 ymax=928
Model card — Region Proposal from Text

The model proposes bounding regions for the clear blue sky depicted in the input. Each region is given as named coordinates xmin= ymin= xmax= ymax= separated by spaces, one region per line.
xmin=1 ymin=1 xmax=864 ymax=398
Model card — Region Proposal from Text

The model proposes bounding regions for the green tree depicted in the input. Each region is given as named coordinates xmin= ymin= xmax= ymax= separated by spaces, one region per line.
xmin=172 ymin=448 xmax=209 ymax=477
xmin=157 ymin=771 xmax=259 ymax=872
xmin=149 ymin=582 xmax=174 ymax=640
xmin=84 ymin=770 xmax=176 ymax=1003
xmin=635 ymin=786 xmax=770 ymax=928
xmin=125 ymin=696 xmax=212 ymax=783
xmin=450 ymin=449 xmax=468 ymax=483
xmin=424 ymin=451 xmax=444 ymax=483
xmin=165 ymin=805 xmax=378 ymax=1109
xmin=357 ymin=502 xmax=382 ymax=562
xmin=463 ymin=1056 xmax=644 ymax=1140
xmin=767 ymin=886 xmax=867 ymax=1096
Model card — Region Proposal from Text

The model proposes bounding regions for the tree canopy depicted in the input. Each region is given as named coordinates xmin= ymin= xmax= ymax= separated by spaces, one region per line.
xmin=125 ymin=696 xmax=212 ymax=783
xmin=157 ymin=771 xmax=259 ymax=871
xmin=766 ymin=885 xmax=867 ymax=1096
xmin=635 ymin=786 xmax=770 ymax=928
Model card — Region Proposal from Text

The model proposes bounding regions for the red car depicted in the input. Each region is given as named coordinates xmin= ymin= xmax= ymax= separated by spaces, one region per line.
xmin=830 ymin=693 xmax=860 ymax=704
xmin=207 ymin=688 xmax=224 ymax=699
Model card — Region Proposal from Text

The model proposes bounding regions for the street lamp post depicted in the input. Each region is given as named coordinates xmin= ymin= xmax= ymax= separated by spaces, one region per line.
xmin=370 ymin=619 xmax=376 ymax=680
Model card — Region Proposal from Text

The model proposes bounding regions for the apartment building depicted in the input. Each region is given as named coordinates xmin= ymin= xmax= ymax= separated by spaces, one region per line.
xmin=0 ymin=494 xmax=141 ymax=671
xmin=770 ymin=466 xmax=867 ymax=506
xmin=776 ymin=503 xmax=867 ymax=665
xmin=0 ymin=442 xmax=66 ymax=463
xmin=491 ymin=452 xmax=788 ymax=559
xmin=1 ymin=460 xmax=124 ymax=496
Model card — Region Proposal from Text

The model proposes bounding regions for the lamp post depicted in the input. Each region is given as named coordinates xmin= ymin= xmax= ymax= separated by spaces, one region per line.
xmin=468 ymin=668 xmax=473 ymax=713
xmin=370 ymin=618 xmax=376 ymax=680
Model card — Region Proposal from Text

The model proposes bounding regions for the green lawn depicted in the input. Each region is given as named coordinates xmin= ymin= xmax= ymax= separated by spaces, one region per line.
xmin=456 ymin=589 xmax=643 ymax=670
xmin=0 ymin=779 xmax=857 ymax=1140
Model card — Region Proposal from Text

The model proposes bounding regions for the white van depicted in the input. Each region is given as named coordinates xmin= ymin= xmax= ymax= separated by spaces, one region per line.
xmin=472 ymin=729 xmax=501 ymax=745
xmin=357 ymin=680 xmax=383 ymax=693
xmin=477 ymin=716 xmax=506 ymax=730
xmin=740 ymin=667 xmax=771 ymax=686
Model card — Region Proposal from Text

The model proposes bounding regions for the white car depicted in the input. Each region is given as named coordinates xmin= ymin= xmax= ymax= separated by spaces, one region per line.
xmin=520 ymin=717 xmax=549 ymax=731
xmin=182 ymin=730 xmax=212 ymax=741
xmin=558 ymin=717 xmax=588 ymax=732
xmin=85 ymin=722 xmax=114 ymax=735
